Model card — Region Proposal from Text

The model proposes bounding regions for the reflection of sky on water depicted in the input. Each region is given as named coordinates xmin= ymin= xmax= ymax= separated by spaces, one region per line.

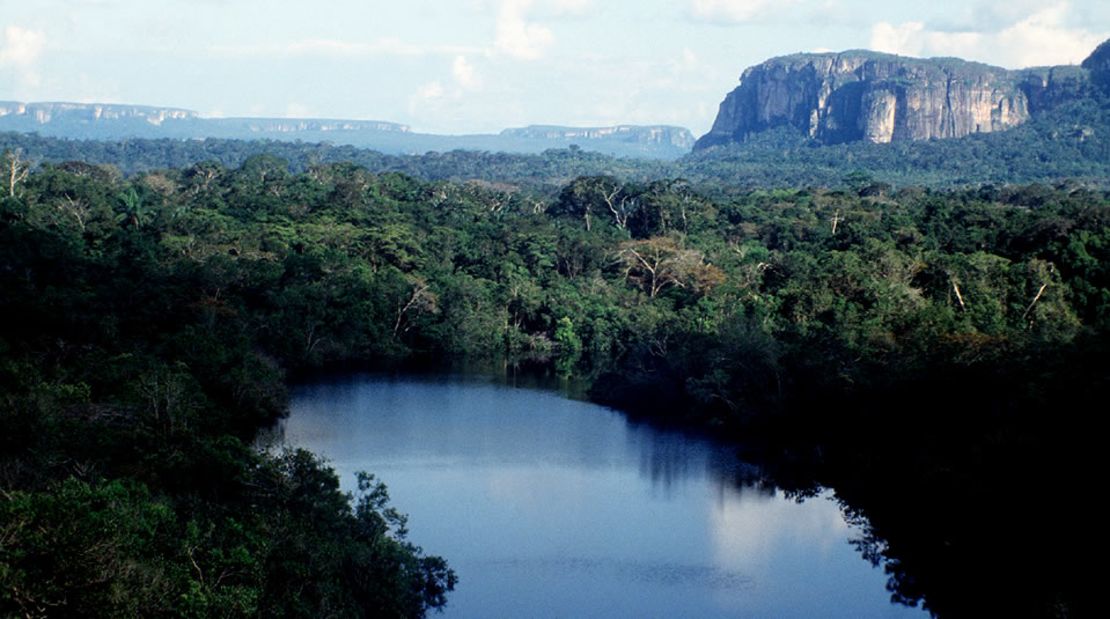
xmin=282 ymin=374 xmax=924 ymax=618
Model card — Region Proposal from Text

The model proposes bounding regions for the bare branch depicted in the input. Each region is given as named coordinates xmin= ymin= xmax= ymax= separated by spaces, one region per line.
xmin=1022 ymin=283 xmax=1049 ymax=321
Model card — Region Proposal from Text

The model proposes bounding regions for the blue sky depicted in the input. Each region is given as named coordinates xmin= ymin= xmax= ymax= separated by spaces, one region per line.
xmin=1 ymin=1 xmax=1107 ymax=135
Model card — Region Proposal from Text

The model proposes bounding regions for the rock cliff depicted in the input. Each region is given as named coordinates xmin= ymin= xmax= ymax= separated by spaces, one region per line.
xmin=695 ymin=40 xmax=1109 ymax=150
xmin=0 ymin=102 xmax=197 ymax=126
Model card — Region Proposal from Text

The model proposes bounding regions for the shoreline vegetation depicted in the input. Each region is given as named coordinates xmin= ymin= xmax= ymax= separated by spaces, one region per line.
xmin=2 ymin=147 xmax=1106 ymax=616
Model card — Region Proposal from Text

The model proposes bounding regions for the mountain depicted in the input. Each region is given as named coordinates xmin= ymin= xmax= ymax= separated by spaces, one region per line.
xmin=0 ymin=101 xmax=200 ymax=132
xmin=1082 ymin=39 xmax=1110 ymax=94
xmin=0 ymin=101 xmax=693 ymax=160
xmin=695 ymin=41 xmax=1106 ymax=150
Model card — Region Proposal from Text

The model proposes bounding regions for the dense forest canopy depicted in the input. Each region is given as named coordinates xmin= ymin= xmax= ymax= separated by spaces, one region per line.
xmin=1 ymin=146 xmax=1107 ymax=616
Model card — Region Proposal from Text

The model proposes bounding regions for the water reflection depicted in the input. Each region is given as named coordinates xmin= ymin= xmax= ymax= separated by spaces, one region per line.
xmin=282 ymin=374 xmax=924 ymax=618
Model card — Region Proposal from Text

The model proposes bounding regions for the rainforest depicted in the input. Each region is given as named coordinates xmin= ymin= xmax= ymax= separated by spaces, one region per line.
xmin=1 ymin=144 xmax=1106 ymax=616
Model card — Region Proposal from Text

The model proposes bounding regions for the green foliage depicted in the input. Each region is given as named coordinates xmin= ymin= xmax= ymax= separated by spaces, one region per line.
xmin=2 ymin=150 xmax=1110 ymax=616
xmin=1 ymin=479 xmax=176 ymax=616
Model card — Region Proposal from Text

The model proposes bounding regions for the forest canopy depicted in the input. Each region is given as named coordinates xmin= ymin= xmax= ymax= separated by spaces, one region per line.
xmin=2 ymin=149 xmax=1107 ymax=616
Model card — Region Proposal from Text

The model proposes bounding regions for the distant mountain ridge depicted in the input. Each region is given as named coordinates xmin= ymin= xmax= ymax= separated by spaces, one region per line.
xmin=500 ymin=125 xmax=695 ymax=149
xmin=0 ymin=101 xmax=197 ymax=126
xmin=0 ymin=101 xmax=692 ymax=159
xmin=695 ymin=39 xmax=1109 ymax=150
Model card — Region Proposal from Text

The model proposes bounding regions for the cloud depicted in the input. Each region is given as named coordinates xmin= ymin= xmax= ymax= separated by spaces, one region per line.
xmin=413 ymin=81 xmax=445 ymax=102
xmin=870 ymin=2 xmax=1107 ymax=68
xmin=549 ymin=0 xmax=592 ymax=16
xmin=0 ymin=26 xmax=46 ymax=90
xmin=409 ymin=54 xmax=486 ymax=122
xmin=408 ymin=79 xmax=458 ymax=122
xmin=870 ymin=21 xmax=927 ymax=56
xmin=689 ymin=0 xmax=784 ymax=24
xmin=0 ymin=26 xmax=46 ymax=67
xmin=214 ymin=3 xmax=568 ymax=64
xmin=211 ymin=38 xmax=480 ymax=59
xmin=495 ymin=0 xmax=555 ymax=60
xmin=452 ymin=55 xmax=480 ymax=89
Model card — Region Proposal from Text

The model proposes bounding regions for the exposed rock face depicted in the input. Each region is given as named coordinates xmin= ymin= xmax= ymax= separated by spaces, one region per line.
xmin=695 ymin=45 xmax=1105 ymax=150
xmin=0 ymin=102 xmax=197 ymax=126
xmin=0 ymin=102 xmax=411 ymax=134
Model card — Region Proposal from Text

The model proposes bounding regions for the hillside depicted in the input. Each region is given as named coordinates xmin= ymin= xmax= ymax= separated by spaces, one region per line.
xmin=695 ymin=40 xmax=1104 ymax=149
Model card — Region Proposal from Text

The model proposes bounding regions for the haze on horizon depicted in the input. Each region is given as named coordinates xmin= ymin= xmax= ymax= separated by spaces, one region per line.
xmin=1 ymin=0 xmax=1107 ymax=136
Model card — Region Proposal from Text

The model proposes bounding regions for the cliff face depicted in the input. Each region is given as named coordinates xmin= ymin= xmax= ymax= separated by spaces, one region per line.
xmin=0 ymin=102 xmax=411 ymax=134
xmin=695 ymin=43 xmax=1108 ymax=150
xmin=0 ymin=102 xmax=197 ymax=126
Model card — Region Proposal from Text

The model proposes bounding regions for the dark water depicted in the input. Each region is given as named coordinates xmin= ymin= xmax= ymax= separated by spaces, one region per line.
xmin=282 ymin=374 xmax=925 ymax=618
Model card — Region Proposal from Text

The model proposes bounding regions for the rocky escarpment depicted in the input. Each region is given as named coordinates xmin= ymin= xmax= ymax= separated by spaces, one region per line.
xmin=695 ymin=40 xmax=1110 ymax=150
xmin=0 ymin=102 xmax=410 ymax=134
xmin=0 ymin=102 xmax=197 ymax=126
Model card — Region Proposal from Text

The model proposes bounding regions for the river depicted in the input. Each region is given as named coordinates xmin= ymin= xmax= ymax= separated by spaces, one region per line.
xmin=280 ymin=373 xmax=926 ymax=618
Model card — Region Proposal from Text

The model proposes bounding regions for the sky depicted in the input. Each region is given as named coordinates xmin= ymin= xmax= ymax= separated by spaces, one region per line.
xmin=1 ymin=1 xmax=1108 ymax=136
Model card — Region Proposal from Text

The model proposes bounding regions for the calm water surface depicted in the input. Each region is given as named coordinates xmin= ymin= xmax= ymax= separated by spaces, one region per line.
xmin=283 ymin=374 xmax=925 ymax=618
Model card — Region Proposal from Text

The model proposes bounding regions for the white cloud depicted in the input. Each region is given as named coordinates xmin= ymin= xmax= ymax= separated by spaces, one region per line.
xmin=408 ymin=79 xmax=464 ymax=124
xmin=409 ymin=55 xmax=485 ymax=122
xmin=0 ymin=26 xmax=46 ymax=67
xmin=993 ymin=3 xmax=1106 ymax=66
xmin=0 ymin=26 xmax=46 ymax=90
xmin=689 ymin=0 xmax=782 ymax=24
xmin=413 ymin=81 xmax=445 ymax=102
xmin=472 ymin=0 xmax=592 ymax=17
xmin=211 ymin=37 xmax=479 ymax=59
xmin=452 ymin=55 xmax=480 ymax=89
xmin=870 ymin=21 xmax=928 ymax=57
xmin=549 ymin=0 xmax=592 ymax=15
xmin=870 ymin=2 xmax=1107 ymax=68
xmin=214 ymin=3 xmax=568 ymax=65
xmin=495 ymin=0 xmax=555 ymax=60
xmin=680 ymin=48 xmax=699 ymax=70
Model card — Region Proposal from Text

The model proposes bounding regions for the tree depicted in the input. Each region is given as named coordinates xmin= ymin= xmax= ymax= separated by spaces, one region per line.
xmin=394 ymin=275 xmax=439 ymax=338
xmin=616 ymin=236 xmax=725 ymax=298
xmin=4 ymin=148 xmax=31 ymax=198
xmin=551 ymin=176 xmax=636 ymax=232
xmin=553 ymin=316 xmax=583 ymax=375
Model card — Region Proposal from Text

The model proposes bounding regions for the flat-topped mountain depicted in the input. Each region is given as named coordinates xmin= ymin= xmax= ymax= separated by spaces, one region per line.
xmin=695 ymin=40 xmax=1106 ymax=150
xmin=0 ymin=101 xmax=198 ymax=127
xmin=0 ymin=102 xmax=691 ymax=159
